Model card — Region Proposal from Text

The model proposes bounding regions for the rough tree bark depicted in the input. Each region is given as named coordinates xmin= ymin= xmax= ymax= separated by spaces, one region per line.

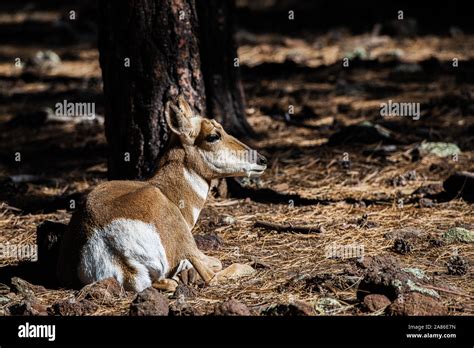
xmin=196 ymin=0 xmax=253 ymax=137
xmin=98 ymin=0 xmax=206 ymax=180
xmin=99 ymin=0 xmax=251 ymax=180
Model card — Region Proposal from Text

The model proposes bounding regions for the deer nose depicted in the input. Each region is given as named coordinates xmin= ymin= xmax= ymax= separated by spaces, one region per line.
xmin=257 ymin=154 xmax=267 ymax=166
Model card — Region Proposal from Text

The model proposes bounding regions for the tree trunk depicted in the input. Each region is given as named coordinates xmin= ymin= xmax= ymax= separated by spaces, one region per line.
xmin=196 ymin=0 xmax=253 ymax=137
xmin=99 ymin=0 xmax=251 ymax=180
xmin=98 ymin=0 xmax=206 ymax=180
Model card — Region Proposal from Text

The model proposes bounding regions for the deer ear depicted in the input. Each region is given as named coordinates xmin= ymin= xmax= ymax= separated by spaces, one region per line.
xmin=177 ymin=95 xmax=193 ymax=119
xmin=165 ymin=101 xmax=193 ymax=136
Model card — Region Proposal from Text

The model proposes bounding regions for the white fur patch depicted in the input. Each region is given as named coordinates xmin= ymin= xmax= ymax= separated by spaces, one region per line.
xmin=191 ymin=207 xmax=201 ymax=225
xmin=171 ymin=259 xmax=193 ymax=280
xmin=78 ymin=219 xmax=169 ymax=292
xmin=199 ymin=148 xmax=262 ymax=175
xmin=183 ymin=168 xmax=208 ymax=200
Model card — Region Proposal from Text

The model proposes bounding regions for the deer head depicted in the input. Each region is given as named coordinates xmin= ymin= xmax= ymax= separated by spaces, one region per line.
xmin=165 ymin=96 xmax=267 ymax=181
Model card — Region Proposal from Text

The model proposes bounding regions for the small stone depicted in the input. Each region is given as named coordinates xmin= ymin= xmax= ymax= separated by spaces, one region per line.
xmin=393 ymin=238 xmax=413 ymax=254
xmin=80 ymin=277 xmax=124 ymax=303
xmin=173 ymin=284 xmax=197 ymax=300
xmin=388 ymin=293 xmax=447 ymax=316
xmin=213 ymin=299 xmax=251 ymax=316
xmin=50 ymin=298 xmax=98 ymax=316
xmin=31 ymin=50 xmax=61 ymax=70
xmin=221 ymin=215 xmax=235 ymax=225
xmin=129 ymin=288 xmax=169 ymax=316
xmin=314 ymin=297 xmax=343 ymax=314
xmin=446 ymin=255 xmax=469 ymax=276
xmin=262 ymin=301 xmax=314 ymax=316
xmin=363 ymin=294 xmax=391 ymax=312
xmin=169 ymin=301 xmax=202 ymax=316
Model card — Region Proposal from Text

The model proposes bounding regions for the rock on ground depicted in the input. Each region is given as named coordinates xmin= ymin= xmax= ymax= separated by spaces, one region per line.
xmin=388 ymin=293 xmax=447 ymax=316
xmin=213 ymin=299 xmax=251 ymax=316
xmin=50 ymin=298 xmax=98 ymax=316
xmin=355 ymin=255 xmax=439 ymax=301
xmin=129 ymin=287 xmax=169 ymax=316
xmin=79 ymin=277 xmax=125 ymax=304
xmin=363 ymin=294 xmax=392 ymax=312
xmin=262 ymin=301 xmax=314 ymax=316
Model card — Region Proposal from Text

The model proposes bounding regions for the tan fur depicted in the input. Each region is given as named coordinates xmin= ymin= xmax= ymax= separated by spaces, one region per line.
xmin=57 ymin=96 xmax=267 ymax=289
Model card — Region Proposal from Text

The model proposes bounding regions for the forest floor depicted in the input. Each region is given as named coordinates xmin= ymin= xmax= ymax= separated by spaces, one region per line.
xmin=0 ymin=5 xmax=473 ymax=316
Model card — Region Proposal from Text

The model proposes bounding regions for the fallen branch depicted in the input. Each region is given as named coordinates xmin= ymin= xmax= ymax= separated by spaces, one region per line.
xmin=254 ymin=220 xmax=324 ymax=234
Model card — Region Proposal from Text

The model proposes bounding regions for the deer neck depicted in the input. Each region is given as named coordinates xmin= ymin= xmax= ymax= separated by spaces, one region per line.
xmin=148 ymin=147 xmax=209 ymax=230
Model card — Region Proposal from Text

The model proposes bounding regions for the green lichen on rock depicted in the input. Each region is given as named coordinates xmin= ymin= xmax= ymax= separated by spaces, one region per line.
xmin=346 ymin=47 xmax=368 ymax=60
xmin=406 ymin=279 xmax=440 ymax=298
xmin=391 ymin=279 xmax=403 ymax=291
xmin=314 ymin=297 xmax=343 ymax=315
xmin=419 ymin=142 xmax=461 ymax=158
xmin=402 ymin=268 xmax=427 ymax=280
xmin=442 ymin=227 xmax=474 ymax=244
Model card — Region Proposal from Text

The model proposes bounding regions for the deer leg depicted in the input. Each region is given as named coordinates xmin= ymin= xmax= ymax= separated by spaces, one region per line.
xmin=179 ymin=268 xmax=198 ymax=285
xmin=202 ymin=254 xmax=222 ymax=272
xmin=189 ymin=255 xmax=215 ymax=284
xmin=152 ymin=278 xmax=179 ymax=292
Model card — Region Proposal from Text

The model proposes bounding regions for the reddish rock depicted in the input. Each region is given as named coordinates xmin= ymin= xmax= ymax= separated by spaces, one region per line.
xmin=388 ymin=293 xmax=447 ymax=316
xmin=363 ymin=294 xmax=391 ymax=312
xmin=173 ymin=284 xmax=197 ymax=299
xmin=262 ymin=301 xmax=314 ymax=316
xmin=169 ymin=301 xmax=202 ymax=316
xmin=213 ymin=299 xmax=251 ymax=316
xmin=130 ymin=287 xmax=169 ymax=316
xmin=50 ymin=298 xmax=98 ymax=316
xmin=81 ymin=277 xmax=124 ymax=303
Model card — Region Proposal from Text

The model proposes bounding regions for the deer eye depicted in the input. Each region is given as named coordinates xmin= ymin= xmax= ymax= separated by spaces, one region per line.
xmin=206 ymin=133 xmax=221 ymax=143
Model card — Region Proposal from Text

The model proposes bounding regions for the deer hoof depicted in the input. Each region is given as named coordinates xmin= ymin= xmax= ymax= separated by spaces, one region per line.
xmin=152 ymin=278 xmax=179 ymax=292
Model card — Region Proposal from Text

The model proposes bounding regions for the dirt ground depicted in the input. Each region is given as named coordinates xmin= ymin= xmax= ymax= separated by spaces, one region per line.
xmin=0 ymin=4 xmax=473 ymax=316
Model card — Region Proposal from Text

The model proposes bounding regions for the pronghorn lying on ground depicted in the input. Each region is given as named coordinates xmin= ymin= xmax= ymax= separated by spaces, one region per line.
xmin=57 ymin=96 xmax=267 ymax=292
